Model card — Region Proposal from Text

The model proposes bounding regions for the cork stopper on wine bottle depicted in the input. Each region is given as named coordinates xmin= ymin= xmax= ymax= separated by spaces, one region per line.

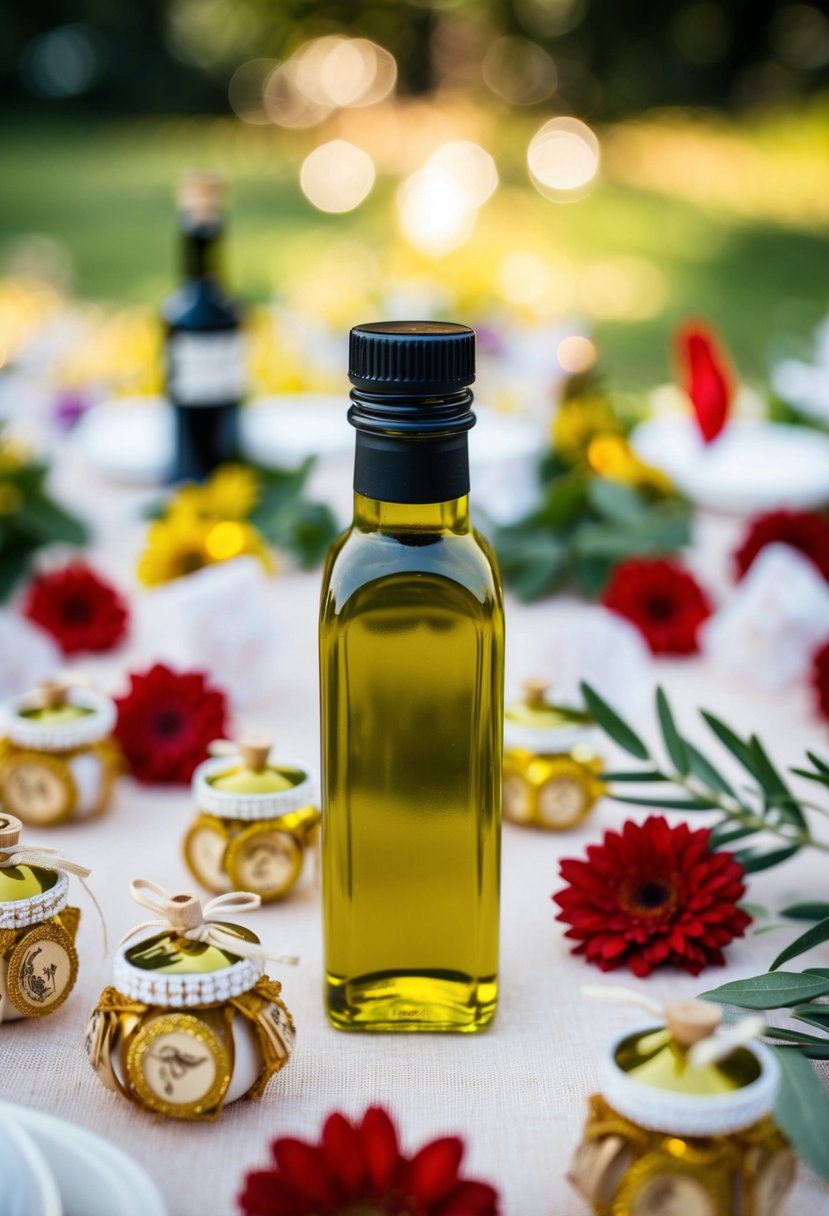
xmin=522 ymin=677 xmax=550 ymax=708
xmin=0 ymin=815 xmax=23 ymax=848
xmin=178 ymin=170 xmax=224 ymax=224
xmin=665 ymin=1000 xmax=722 ymax=1048
xmin=238 ymin=734 xmax=272 ymax=772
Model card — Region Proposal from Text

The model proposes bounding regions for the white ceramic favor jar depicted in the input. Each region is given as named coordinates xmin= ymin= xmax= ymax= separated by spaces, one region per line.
xmin=0 ymin=815 xmax=81 ymax=1023
xmin=185 ymin=737 xmax=319 ymax=903
xmin=85 ymin=881 xmax=295 ymax=1121
xmin=0 ymin=682 xmax=120 ymax=827
xmin=569 ymin=1000 xmax=795 ymax=1216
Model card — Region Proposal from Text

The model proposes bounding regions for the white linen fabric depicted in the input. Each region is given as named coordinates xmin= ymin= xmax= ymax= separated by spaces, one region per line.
xmin=1 ymin=454 xmax=828 ymax=1216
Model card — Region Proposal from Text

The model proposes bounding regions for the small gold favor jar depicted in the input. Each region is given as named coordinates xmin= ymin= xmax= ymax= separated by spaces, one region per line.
xmin=503 ymin=680 xmax=604 ymax=830
xmin=0 ymin=681 xmax=121 ymax=827
xmin=184 ymin=736 xmax=320 ymax=903
xmin=569 ymin=1001 xmax=795 ymax=1216
xmin=0 ymin=814 xmax=81 ymax=1022
xmin=85 ymin=881 xmax=295 ymax=1121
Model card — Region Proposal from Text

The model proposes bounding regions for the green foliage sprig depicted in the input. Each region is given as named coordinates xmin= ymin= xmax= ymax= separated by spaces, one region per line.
xmin=248 ymin=458 xmax=338 ymax=569
xmin=0 ymin=429 xmax=88 ymax=600
xmin=582 ymin=682 xmax=829 ymax=872
xmin=493 ymin=468 xmax=692 ymax=602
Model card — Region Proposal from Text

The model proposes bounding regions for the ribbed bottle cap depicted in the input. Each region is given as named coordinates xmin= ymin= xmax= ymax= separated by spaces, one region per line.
xmin=349 ymin=321 xmax=475 ymax=394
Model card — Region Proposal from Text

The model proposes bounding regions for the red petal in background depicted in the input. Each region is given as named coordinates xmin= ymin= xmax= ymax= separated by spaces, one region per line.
xmin=676 ymin=322 xmax=733 ymax=444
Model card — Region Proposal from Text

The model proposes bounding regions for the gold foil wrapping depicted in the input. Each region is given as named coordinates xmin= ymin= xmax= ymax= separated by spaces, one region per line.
xmin=85 ymin=975 xmax=295 ymax=1121
xmin=503 ymin=749 xmax=604 ymax=830
xmin=0 ymin=737 xmax=121 ymax=826
xmin=569 ymin=1095 xmax=795 ymax=1216
xmin=184 ymin=806 xmax=320 ymax=901
xmin=0 ymin=906 xmax=80 ymax=1018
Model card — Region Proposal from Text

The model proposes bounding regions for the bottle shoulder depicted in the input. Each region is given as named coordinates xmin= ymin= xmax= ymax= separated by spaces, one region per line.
xmin=320 ymin=524 xmax=503 ymax=615
xmin=162 ymin=283 xmax=241 ymax=331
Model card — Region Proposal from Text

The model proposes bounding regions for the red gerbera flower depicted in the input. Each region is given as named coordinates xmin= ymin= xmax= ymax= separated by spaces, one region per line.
xmin=812 ymin=641 xmax=829 ymax=723
xmin=676 ymin=321 xmax=733 ymax=444
xmin=23 ymin=561 xmax=129 ymax=654
xmin=734 ymin=509 xmax=829 ymax=582
xmin=601 ymin=557 xmax=712 ymax=655
xmin=114 ymin=663 xmax=228 ymax=784
xmin=554 ymin=816 xmax=751 ymax=978
xmin=238 ymin=1106 xmax=500 ymax=1216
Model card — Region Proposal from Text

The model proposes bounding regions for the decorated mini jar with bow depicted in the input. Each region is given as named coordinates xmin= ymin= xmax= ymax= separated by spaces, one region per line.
xmin=184 ymin=736 xmax=320 ymax=903
xmin=0 ymin=680 xmax=121 ymax=827
xmin=0 ymin=814 xmax=87 ymax=1022
xmin=569 ymin=997 xmax=795 ymax=1216
xmin=503 ymin=680 xmax=604 ymax=830
xmin=85 ymin=880 xmax=296 ymax=1121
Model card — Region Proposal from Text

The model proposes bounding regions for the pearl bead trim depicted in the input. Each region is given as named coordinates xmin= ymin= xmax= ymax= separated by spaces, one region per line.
xmin=113 ymin=938 xmax=262 ymax=1007
xmin=193 ymin=755 xmax=317 ymax=822
xmin=0 ymin=870 xmax=69 ymax=930
xmin=4 ymin=689 xmax=116 ymax=751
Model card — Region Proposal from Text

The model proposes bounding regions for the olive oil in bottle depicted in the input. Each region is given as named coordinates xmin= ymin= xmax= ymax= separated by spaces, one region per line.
xmin=319 ymin=321 xmax=504 ymax=1033
xmin=162 ymin=171 xmax=244 ymax=482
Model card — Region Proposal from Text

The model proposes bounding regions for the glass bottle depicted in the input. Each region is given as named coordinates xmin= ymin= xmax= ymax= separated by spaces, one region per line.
xmin=162 ymin=170 xmax=244 ymax=482
xmin=319 ymin=321 xmax=504 ymax=1033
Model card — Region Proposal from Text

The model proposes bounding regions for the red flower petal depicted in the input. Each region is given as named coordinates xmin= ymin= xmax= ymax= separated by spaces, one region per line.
xmin=437 ymin=1180 xmax=500 ymax=1215
xmin=601 ymin=558 xmax=712 ymax=655
xmin=322 ymin=1113 xmax=367 ymax=1200
xmin=735 ymin=509 xmax=829 ymax=582
xmin=677 ymin=321 xmax=733 ymax=444
xmin=361 ymin=1106 xmax=403 ymax=1195
xmin=23 ymin=561 xmax=129 ymax=654
xmin=238 ymin=1171 xmax=314 ymax=1216
xmin=272 ymin=1140 xmax=338 ymax=1207
xmin=407 ymin=1138 xmax=465 ymax=1206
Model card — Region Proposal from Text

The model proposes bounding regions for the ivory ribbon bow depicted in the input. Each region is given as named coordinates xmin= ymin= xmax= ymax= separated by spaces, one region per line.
xmin=0 ymin=844 xmax=106 ymax=947
xmin=121 ymin=879 xmax=299 ymax=967
xmin=582 ymin=985 xmax=766 ymax=1067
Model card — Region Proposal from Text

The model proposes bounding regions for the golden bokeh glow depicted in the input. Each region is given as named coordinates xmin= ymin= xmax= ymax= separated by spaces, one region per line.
xmin=527 ymin=116 xmax=600 ymax=198
xmin=300 ymin=140 xmax=377 ymax=213
xmin=557 ymin=334 xmax=597 ymax=373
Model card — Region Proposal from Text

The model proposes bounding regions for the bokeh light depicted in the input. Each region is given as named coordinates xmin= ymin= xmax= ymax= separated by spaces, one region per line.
xmin=426 ymin=142 xmax=499 ymax=206
xmin=397 ymin=169 xmax=477 ymax=256
xmin=21 ymin=24 xmax=104 ymax=98
xmin=263 ymin=35 xmax=397 ymax=128
xmin=557 ymin=334 xmax=597 ymax=374
xmin=300 ymin=141 xmax=377 ymax=214
xmin=527 ymin=117 xmax=600 ymax=199
xmin=498 ymin=252 xmax=554 ymax=306
xmin=482 ymin=35 xmax=557 ymax=105
xmin=263 ymin=61 xmax=332 ymax=129
xmin=228 ymin=59 xmax=278 ymax=125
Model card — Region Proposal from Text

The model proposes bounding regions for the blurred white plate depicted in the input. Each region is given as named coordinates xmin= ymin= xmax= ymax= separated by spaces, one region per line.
xmin=241 ymin=394 xmax=348 ymax=466
xmin=72 ymin=396 xmax=171 ymax=484
xmin=631 ymin=416 xmax=829 ymax=515
xmin=0 ymin=1102 xmax=167 ymax=1216
xmin=0 ymin=1105 xmax=62 ymax=1216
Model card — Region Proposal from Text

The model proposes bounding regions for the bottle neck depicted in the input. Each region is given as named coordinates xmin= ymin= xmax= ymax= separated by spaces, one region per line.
xmin=181 ymin=219 xmax=223 ymax=282
xmin=353 ymin=492 xmax=470 ymax=533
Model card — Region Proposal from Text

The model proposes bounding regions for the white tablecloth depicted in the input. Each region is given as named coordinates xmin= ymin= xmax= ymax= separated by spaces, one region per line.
xmin=2 ymin=450 xmax=829 ymax=1216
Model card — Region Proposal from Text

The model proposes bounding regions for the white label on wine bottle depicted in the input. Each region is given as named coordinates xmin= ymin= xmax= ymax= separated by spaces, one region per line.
xmin=167 ymin=331 xmax=246 ymax=406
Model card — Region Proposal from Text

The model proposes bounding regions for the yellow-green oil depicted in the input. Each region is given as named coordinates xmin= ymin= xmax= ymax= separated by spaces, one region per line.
xmin=319 ymin=495 xmax=504 ymax=1032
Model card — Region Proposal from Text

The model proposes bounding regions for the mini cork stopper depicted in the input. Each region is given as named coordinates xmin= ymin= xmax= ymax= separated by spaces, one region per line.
xmin=665 ymin=1000 xmax=722 ymax=1047
xmin=238 ymin=734 xmax=272 ymax=772
xmin=523 ymin=677 xmax=550 ymax=708
xmin=37 ymin=680 xmax=70 ymax=710
xmin=178 ymin=170 xmax=224 ymax=224
xmin=166 ymin=893 xmax=204 ymax=933
xmin=0 ymin=815 xmax=22 ymax=848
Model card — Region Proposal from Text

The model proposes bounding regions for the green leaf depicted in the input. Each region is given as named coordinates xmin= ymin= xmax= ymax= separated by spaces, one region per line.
xmin=765 ymin=1026 xmax=829 ymax=1047
xmin=735 ymin=844 xmax=801 ymax=874
xmin=599 ymin=770 xmax=668 ymax=784
xmin=534 ymin=473 xmax=589 ymax=528
xmin=496 ymin=534 xmax=570 ymax=601
xmin=794 ymin=1007 xmax=829 ymax=1031
xmin=708 ymin=823 xmax=758 ymax=848
xmin=587 ymin=477 xmax=649 ymax=525
xmin=805 ymin=968 xmax=829 ymax=979
xmin=781 ymin=903 xmax=829 ymax=922
xmin=610 ymin=794 xmax=720 ymax=811
xmin=655 ymin=686 xmax=688 ymax=776
xmin=806 ymin=751 xmax=829 ymax=776
xmin=580 ymin=682 xmax=650 ymax=761
xmin=685 ymin=740 xmax=735 ymax=798
xmin=789 ymin=767 xmax=829 ymax=789
xmin=773 ymin=1046 xmax=829 ymax=1180
xmin=0 ymin=540 xmax=35 ymax=602
xmin=701 ymin=971 xmax=829 ymax=1009
xmin=770 ymin=916 xmax=829 ymax=971
xmin=19 ymin=494 xmax=88 ymax=546
xmin=570 ymin=554 xmax=614 ymax=598
xmin=701 ymin=711 xmax=766 ymax=784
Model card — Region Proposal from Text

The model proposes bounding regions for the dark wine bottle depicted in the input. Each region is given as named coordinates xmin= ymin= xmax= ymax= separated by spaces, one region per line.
xmin=162 ymin=171 xmax=244 ymax=483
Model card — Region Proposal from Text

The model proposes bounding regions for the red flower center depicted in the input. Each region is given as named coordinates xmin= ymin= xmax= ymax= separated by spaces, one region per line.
xmin=645 ymin=593 xmax=675 ymax=621
xmin=60 ymin=594 xmax=93 ymax=625
xmin=153 ymin=709 xmax=185 ymax=739
xmin=622 ymin=875 xmax=676 ymax=918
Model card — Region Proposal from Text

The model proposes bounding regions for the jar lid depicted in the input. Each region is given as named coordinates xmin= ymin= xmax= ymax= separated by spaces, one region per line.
xmin=113 ymin=924 xmax=262 ymax=1007
xmin=504 ymin=679 xmax=596 ymax=753
xmin=0 ymin=815 xmax=67 ymax=929
xmin=3 ymin=683 xmax=116 ymax=751
xmin=193 ymin=736 xmax=316 ymax=821
xmin=601 ymin=1003 xmax=779 ymax=1136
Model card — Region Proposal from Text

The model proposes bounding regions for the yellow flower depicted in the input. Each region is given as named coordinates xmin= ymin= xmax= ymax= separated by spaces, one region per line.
xmin=137 ymin=511 xmax=273 ymax=587
xmin=587 ymin=433 xmax=674 ymax=498
xmin=169 ymin=464 xmax=260 ymax=521
xmin=552 ymin=395 xmax=622 ymax=465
